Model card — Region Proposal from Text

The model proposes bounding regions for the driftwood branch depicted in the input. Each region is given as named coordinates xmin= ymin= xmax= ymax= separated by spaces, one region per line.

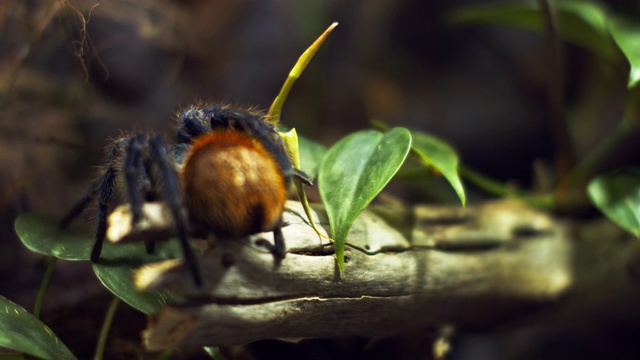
xmin=106 ymin=200 xmax=640 ymax=350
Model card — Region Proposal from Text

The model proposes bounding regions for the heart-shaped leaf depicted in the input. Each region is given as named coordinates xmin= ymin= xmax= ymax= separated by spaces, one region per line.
xmin=410 ymin=130 xmax=466 ymax=206
xmin=0 ymin=295 xmax=76 ymax=359
xmin=14 ymin=213 xmax=182 ymax=314
xmin=92 ymin=240 xmax=185 ymax=314
xmin=319 ymin=128 xmax=412 ymax=272
xmin=588 ymin=169 xmax=640 ymax=238
xmin=15 ymin=214 xmax=93 ymax=260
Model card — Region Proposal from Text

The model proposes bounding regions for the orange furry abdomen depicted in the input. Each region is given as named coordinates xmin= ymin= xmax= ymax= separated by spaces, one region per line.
xmin=181 ymin=130 xmax=287 ymax=237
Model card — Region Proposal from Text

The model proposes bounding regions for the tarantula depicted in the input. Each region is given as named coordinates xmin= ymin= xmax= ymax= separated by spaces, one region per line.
xmin=61 ymin=105 xmax=312 ymax=287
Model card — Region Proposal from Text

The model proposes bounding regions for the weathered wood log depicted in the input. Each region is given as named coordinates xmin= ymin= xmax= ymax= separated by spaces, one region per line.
xmin=106 ymin=200 xmax=640 ymax=350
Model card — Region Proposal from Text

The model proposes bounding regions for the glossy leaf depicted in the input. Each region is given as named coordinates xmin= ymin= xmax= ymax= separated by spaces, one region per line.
xmin=447 ymin=1 xmax=618 ymax=62
xmin=0 ymin=296 xmax=76 ymax=360
xmin=609 ymin=17 xmax=640 ymax=88
xmin=92 ymin=240 xmax=184 ymax=315
xmin=410 ymin=131 xmax=466 ymax=206
xmin=588 ymin=169 xmax=640 ymax=238
xmin=319 ymin=128 xmax=412 ymax=272
xmin=15 ymin=214 xmax=93 ymax=260
xmin=14 ymin=213 xmax=181 ymax=314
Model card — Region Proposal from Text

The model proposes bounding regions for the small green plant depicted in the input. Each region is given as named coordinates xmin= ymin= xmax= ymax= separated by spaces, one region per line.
xmin=447 ymin=0 xmax=640 ymax=237
xmin=7 ymin=0 xmax=640 ymax=357
xmin=8 ymin=21 xmax=341 ymax=360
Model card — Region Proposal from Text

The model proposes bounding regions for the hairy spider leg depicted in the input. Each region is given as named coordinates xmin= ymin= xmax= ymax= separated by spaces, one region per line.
xmin=123 ymin=134 xmax=157 ymax=255
xmin=59 ymin=187 xmax=97 ymax=229
xmin=91 ymin=139 xmax=126 ymax=262
xmin=180 ymin=106 xmax=313 ymax=186
xmin=147 ymin=136 xmax=202 ymax=287
xmin=210 ymin=109 xmax=313 ymax=186
xmin=124 ymin=135 xmax=146 ymax=225
xmin=292 ymin=168 xmax=314 ymax=186
xmin=177 ymin=109 xmax=211 ymax=145
xmin=273 ymin=226 xmax=285 ymax=259
xmin=205 ymin=108 xmax=293 ymax=177
xmin=58 ymin=140 xmax=125 ymax=230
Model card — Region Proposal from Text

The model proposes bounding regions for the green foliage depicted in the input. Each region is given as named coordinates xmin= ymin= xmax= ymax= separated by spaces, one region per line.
xmin=410 ymin=130 xmax=466 ymax=206
xmin=318 ymin=128 xmax=412 ymax=272
xmin=15 ymin=214 xmax=92 ymax=260
xmin=298 ymin=135 xmax=328 ymax=178
xmin=91 ymin=242 xmax=184 ymax=315
xmin=8 ymin=5 xmax=640 ymax=358
xmin=588 ymin=169 xmax=640 ymax=238
xmin=448 ymin=0 xmax=640 ymax=238
xmin=14 ymin=214 xmax=181 ymax=314
xmin=448 ymin=0 xmax=640 ymax=88
xmin=609 ymin=18 xmax=640 ymax=88
xmin=447 ymin=1 xmax=616 ymax=60
xmin=0 ymin=296 xmax=76 ymax=360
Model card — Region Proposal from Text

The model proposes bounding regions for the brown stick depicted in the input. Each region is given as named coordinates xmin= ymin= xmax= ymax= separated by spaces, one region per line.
xmin=105 ymin=200 xmax=640 ymax=350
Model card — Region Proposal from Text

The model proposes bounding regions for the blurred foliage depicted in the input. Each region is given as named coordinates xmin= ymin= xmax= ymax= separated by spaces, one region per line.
xmin=2 ymin=0 xmax=640 ymax=359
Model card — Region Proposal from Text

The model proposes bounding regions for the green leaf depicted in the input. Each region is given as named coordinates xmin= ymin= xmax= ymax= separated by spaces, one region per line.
xmin=447 ymin=1 xmax=619 ymax=62
xmin=92 ymin=240 xmax=184 ymax=314
xmin=0 ymin=296 xmax=76 ymax=360
xmin=14 ymin=214 xmax=182 ymax=314
xmin=609 ymin=17 xmax=640 ymax=88
xmin=588 ymin=169 xmax=640 ymax=238
xmin=298 ymin=135 xmax=327 ymax=178
xmin=15 ymin=214 xmax=93 ymax=260
xmin=410 ymin=131 xmax=466 ymax=206
xmin=319 ymin=128 xmax=412 ymax=272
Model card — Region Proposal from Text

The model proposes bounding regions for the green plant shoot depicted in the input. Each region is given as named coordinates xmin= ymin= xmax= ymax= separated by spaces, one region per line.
xmin=268 ymin=22 xmax=338 ymax=239
xmin=319 ymin=128 xmax=412 ymax=273
xmin=267 ymin=22 xmax=338 ymax=125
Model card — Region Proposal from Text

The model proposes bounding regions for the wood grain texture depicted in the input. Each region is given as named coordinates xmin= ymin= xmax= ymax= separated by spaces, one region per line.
xmin=106 ymin=200 xmax=640 ymax=350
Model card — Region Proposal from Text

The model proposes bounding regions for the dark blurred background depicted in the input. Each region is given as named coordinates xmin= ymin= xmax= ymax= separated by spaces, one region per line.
xmin=1 ymin=0 xmax=639 ymax=359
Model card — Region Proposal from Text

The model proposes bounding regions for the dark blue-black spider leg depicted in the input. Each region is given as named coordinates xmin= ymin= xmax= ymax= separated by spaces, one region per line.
xmin=59 ymin=187 xmax=98 ymax=229
xmin=177 ymin=109 xmax=211 ymax=144
xmin=90 ymin=139 xmax=126 ymax=262
xmin=124 ymin=134 xmax=146 ymax=226
xmin=59 ymin=140 xmax=128 ymax=230
xmin=273 ymin=225 xmax=286 ymax=260
xmin=122 ymin=134 xmax=161 ymax=254
xmin=148 ymin=135 xmax=203 ymax=287
xmin=292 ymin=168 xmax=314 ymax=186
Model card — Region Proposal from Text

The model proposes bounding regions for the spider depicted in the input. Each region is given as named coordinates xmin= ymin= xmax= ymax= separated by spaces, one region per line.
xmin=61 ymin=104 xmax=313 ymax=287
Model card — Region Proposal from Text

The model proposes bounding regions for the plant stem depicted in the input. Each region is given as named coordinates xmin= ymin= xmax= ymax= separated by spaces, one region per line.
xmin=538 ymin=0 xmax=575 ymax=177
xmin=459 ymin=165 xmax=554 ymax=209
xmin=459 ymin=165 xmax=510 ymax=197
xmin=33 ymin=257 xmax=57 ymax=319
xmin=93 ymin=296 xmax=121 ymax=360
xmin=569 ymin=93 xmax=639 ymax=183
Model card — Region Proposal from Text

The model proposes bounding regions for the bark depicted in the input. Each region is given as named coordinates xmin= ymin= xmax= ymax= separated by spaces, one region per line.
xmin=105 ymin=200 xmax=640 ymax=350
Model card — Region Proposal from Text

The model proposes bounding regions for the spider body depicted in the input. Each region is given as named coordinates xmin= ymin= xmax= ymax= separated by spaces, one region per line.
xmin=62 ymin=105 xmax=311 ymax=287
xmin=182 ymin=130 xmax=288 ymax=237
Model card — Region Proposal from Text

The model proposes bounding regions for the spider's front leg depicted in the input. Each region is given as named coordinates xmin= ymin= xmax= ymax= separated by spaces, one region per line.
xmin=147 ymin=135 xmax=203 ymax=287
xmin=90 ymin=138 xmax=127 ymax=262
xmin=272 ymin=224 xmax=286 ymax=260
